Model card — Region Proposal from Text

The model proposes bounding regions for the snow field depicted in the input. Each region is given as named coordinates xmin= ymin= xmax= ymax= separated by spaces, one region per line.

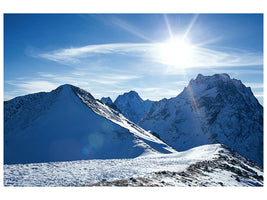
xmin=4 ymin=144 xmax=222 ymax=186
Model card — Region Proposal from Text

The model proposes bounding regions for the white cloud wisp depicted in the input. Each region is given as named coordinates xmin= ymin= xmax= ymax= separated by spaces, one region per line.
xmin=38 ymin=42 xmax=263 ymax=71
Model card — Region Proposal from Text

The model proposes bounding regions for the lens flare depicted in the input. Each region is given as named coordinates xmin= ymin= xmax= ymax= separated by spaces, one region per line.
xmin=88 ymin=132 xmax=104 ymax=150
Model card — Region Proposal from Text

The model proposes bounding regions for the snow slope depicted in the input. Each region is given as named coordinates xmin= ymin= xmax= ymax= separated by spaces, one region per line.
xmin=4 ymin=84 xmax=175 ymax=164
xmin=4 ymin=144 xmax=263 ymax=187
xmin=114 ymin=90 xmax=153 ymax=124
xmin=140 ymin=74 xmax=263 ymax=165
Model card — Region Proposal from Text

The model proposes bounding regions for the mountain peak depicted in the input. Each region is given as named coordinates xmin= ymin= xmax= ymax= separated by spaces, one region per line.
xmin=141 ymin=73 xmax=263 ymax=165
xmin=57 ymin=84 xmax=74 ymax=89
xmin=115 ymin=90 xmax=144 ymax=105
xmin=101 ymin=97 xmax=113 ymax=105
xmin=54 ymin=84 xmax=77 ymax=95
xmin=195 ymin=73 xmax=204 ymax=80
xmin=218 ymin=73 xmax=230 ymax=79
xmin=187 ymin=73 xmax=241 ymax=93
xmin=212 ymin=73 xmax=231 ymax=82
xmin=125 ymin=90 xmax=140 ymax=98
xmin=114 ymin=90 xmax=153 ymax=124
xmin=194 ymin=73 xmax=230 ymax=83
xmin=4 ymin=84 xmax=175 ymax=164
xmin=184 ymin=73 xmax=260 ymax=107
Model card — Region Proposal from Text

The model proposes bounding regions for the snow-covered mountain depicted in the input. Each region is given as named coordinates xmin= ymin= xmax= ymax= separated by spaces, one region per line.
xmin=4 ymin=84 xmax=175 ymax=164
xmin=114 ymin=90 xmax=153 ymax=124
xmin=100 ymin=97 xmax=120 ymax=112
xmin=100 ymin=96 xmax=113 ymax=105
xmin=3 ymin=78 xmax=264 ymax=187
xmin=4 ymin=144 xmax=263 ymax=186
xmin=140 ymin=74 xmax=263 ymax=165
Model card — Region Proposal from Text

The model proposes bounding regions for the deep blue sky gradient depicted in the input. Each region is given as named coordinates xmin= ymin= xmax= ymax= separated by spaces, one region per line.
xmin=4 ymin=14 xmax=263 ymax=104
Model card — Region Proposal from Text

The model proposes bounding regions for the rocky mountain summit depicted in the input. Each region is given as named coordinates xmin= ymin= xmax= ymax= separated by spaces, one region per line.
xmin=114 ymin=90 xmax=154 ymax=124
xmin=139 ymin=74 xmax=263 ymax=165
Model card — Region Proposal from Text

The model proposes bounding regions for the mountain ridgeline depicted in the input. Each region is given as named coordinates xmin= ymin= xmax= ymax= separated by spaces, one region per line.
xmin=4 ymin=73 xmax=263 ymax=166
xmin=102 ymin=74 xmax=263 ymax=165
xmin=4 ymin=84 xmax=175 ymax=164
xmin=113 ymin=91 xmax=154 ymax=124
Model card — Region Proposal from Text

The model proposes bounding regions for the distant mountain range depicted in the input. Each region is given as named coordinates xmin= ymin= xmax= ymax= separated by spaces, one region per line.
xmin=4 ymin=73 xmax=263 ymax=167
xmin=101 ymin=73 xmax=263 ymax=165
xmin=4 ymin=73 xmax=263 ymax=186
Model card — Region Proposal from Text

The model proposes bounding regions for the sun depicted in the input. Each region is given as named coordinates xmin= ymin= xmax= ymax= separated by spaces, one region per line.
xmin=160 ymin=37 xmax=193 ymax=67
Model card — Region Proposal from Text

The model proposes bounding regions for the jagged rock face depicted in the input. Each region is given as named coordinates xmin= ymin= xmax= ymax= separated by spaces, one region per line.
xmin=140 ymin=74 xmax=263 ymax=165
xmin=114 ymin=91 xmax=153 ymax=124
xmin=4 ymin=84 xmax=175 ymax=164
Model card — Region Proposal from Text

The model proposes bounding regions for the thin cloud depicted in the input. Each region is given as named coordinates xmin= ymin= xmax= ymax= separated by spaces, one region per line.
xmin=255 ymin=94 xmax=264 ymax=97
xmin=174 ymin=81 xmax=188 ymax=86
xmin=38 ymin=42 xmax=262 ymax=70
xmin=38 ymin=71 xmax=140 ymax=83
xmin=38 ymin=43 xmax=152 ymax=65
xmin=243 ymin=82 xmax=263 ymax=89
xmin=254 ymin=93 xmax=264 ymax=105
xmin=5 ymin=80 xmax=60 ymax=99
xmin=4 ymin=70 xmax=142 ymax=100
xmin=131 ymin=86 xmax=183 ymax=101
xmin=100 ymin=74 xmax=141 ymax=81
xmin=194 ymin=47 xmax=262 ymax=67
xmin=144 ymin=88 xmax=182 ymax=100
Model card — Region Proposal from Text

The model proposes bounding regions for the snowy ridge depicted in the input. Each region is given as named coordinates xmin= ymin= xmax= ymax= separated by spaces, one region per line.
xmin=4 ymin=84 xmax=175 ymax=164
xmin=4 ymin=144 xmax=263 ymax=187
xmin=73 ymin=86 xmax=171 ymax=145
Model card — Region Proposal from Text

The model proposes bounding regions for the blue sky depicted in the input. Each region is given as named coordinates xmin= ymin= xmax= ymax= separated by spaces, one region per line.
xmin=4 ymin=14 xmax=263 ymax=104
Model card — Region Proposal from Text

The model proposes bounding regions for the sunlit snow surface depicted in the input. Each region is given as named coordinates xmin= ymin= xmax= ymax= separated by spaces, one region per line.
xmin=4 ymin=84 xmax=175 ymax=164
xmin=4 ymin=144 xmax=263 ymax=187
